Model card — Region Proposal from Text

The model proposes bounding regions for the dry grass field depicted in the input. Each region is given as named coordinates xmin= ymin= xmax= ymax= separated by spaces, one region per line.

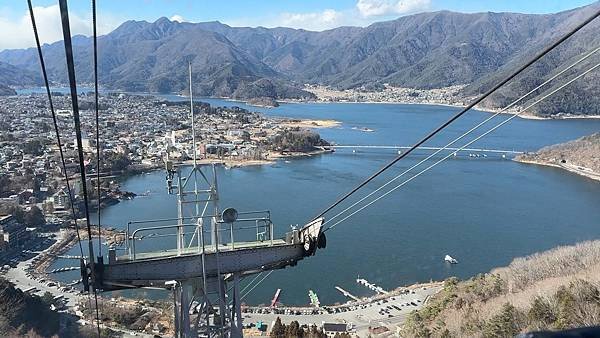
xmin=402 ymin=240 xmax=600 ymax=337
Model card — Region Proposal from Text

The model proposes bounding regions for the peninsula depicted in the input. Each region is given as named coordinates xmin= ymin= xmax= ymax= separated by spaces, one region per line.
xmin=515 ymin=133 xmax=600 ymax=181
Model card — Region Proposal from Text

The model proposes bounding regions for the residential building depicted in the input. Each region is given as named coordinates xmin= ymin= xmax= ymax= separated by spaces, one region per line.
xmin=322 ymin=322 xmax=350 ymax=337
xmin=0 ymin=214 xmax=28 ymax=249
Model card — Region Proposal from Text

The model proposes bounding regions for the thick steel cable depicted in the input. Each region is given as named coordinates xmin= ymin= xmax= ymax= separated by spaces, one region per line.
xmin=92 ymin=0 xmax=102 ymax=256
xmin=323 ymin=45 xmax=600 ymax=227
xmin=91 ymin=0 xmax=103 ymax=334
xmin=58 ymin=0 xmax=95 ymax=273
xmin=27 ymin=3 xmax=95 ymax=318
xmin=57 ymin=1 xmax=101 ymax=336
xmin=325 ymin=61 xmax=600 ymax=232
xmin=27 ymin=0 xmax=84 ymax=257
xmin=313 ymin=8 xmax=600 ymax=221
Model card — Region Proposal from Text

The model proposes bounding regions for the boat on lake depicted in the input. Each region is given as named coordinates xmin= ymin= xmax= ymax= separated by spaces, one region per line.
xmin=444 ymin=255 xmax=458 ymax=264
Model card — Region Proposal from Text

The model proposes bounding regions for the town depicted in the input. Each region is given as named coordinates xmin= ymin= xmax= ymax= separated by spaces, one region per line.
xmin=0 ymin=91 xmax=440 ymax=337
xmin=303 ymin=84 xmax=475 ymax=106
xmin=0 ymin=92 xmax=331 ymax=267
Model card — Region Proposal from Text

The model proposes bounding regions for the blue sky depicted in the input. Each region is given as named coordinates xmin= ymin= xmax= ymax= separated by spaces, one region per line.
xmin=0 ymin=0 xmax=596 ymax=50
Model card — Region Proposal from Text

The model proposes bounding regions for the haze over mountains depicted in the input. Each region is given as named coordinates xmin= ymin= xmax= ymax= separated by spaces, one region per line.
xmin=0 ymin=60 xmax=41 ymax=97
xmin=1 ymin=3 xmax=599 ymax=116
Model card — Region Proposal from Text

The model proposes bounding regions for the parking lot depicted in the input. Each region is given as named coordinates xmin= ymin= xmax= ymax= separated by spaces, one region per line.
xmin=242 ymin=283 xmax=442 ymax=336
xmin=1 ymin=231 xmax=82 ymax=309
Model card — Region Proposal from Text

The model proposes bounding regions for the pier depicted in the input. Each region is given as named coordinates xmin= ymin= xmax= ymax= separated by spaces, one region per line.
xmin=309 ymin=290 xmax=321 ymax=308
xmin=49 ymin=266 xmax=80 ymax=274
xmin=271 ymin=289 xmax=282 ymax=307
xmin=357 ymin=278 xmax=388 ymax=295
xmin=335 ymin=286 xmax=361 ymax=302
xmin=24 ymin=251 xmax=83 ymax=260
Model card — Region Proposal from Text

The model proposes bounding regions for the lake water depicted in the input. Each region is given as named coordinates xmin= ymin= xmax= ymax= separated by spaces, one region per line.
xmin=51 ymin=99 xmax=600 ymax=306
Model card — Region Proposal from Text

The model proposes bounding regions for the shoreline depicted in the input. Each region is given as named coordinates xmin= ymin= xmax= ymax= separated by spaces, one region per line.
xmin=176 ymin=148 xmax=335 ymax=168
xmin=277 ymin=118 xmax=341 ymax=129
xmin=514 ymin=158 xmax=600 ymax=182
xmin=33 ymin=227 xmax=123 ymax=277
xmin=282 ymin=98 xmax=555 ymax=119
xmin=296 ymin=99 xmax=556 ymax=120
xmin=15 ymin=89 xmax=600 ymax=120
xmin=241 ymin=281 xmax=443 ymax=336
xmin=211 ymin=94 xmax=600 ymax=120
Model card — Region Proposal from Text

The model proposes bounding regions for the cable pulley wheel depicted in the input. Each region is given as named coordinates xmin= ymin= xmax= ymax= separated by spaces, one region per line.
xmin=317 ymin=232 xmax=327 ymax=249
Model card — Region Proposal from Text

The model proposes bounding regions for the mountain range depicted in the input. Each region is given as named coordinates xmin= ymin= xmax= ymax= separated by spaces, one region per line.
xmin=1 ymin=3 xmax=599 ymax=116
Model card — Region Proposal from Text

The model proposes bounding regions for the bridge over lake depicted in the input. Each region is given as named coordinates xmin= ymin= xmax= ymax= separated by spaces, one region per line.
xmin=330 ymin=145 xmax=524 ymax=155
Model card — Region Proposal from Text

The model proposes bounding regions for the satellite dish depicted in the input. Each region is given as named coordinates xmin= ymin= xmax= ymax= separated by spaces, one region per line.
xmin=221 ymin=207 xmax=238 ymax=223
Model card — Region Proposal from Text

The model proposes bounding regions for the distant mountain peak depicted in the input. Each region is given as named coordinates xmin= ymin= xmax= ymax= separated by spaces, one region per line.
xmin=154 ymin=16 xmax=172 ymax=25
xmin=110 ymin=19 xmax=150 ymax=38
xmin=0 ymin=3 xmax=598 ymax=116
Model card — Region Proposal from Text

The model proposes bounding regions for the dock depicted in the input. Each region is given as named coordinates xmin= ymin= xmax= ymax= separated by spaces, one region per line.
xmin=24 ymin=250 xmax=83 ymax=260
xmin=357 ymin=278 xmax=388 ymax=295
xmin=309 ymin=290 xmax=320 ymax=308
xmin=271 ymin=288 xmax=281 ymax=307
xmin=49 ymin=266 xmax=80 ymax=274
xmin=335 ymin=286 xmax=361 ymax=302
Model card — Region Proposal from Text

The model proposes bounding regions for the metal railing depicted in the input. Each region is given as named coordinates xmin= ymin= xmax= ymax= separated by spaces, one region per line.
xmin=124 ymin=210 xmax=275 ymax=261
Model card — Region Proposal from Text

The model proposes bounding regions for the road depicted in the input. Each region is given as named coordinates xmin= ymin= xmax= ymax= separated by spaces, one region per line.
xmin=3 ymin=230 xmax=82 ymax=308
xmin=560 ymin=162 xmax=600 ymax=181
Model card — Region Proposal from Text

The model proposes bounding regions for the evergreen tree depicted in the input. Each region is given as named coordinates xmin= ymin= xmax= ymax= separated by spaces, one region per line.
xmin=285 ymin=320 xmax=303 ymax=337
xmin=270 ymin=317 xmax=286 ymax=337
xmin=24 ymin=206 xmax=45 ymax=227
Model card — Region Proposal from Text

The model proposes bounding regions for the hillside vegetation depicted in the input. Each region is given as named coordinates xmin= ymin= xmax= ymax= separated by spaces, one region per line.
xmin=0 ymin=278 xmax=61 ymax=337
xmin=402 ymin=240 xmax=600 ymax=337
xmin=0 ymin=61 xmax=41 ymax=88
xmin=0 ymin=83 xmax=16 ymax=96
xmin=269 ymin=129 xmax=329 ymax=152
xmin=516 ymin=133 xmax=600 ymax=174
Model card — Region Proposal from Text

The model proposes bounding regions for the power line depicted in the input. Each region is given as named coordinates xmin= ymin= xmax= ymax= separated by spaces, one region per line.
xmin=325 ymin=60 xmax=600 ymax=232
xmin=313 ymin=8 xmax=600 ymax=221
xmin=323 ymin=45 xmax=600 ymax=228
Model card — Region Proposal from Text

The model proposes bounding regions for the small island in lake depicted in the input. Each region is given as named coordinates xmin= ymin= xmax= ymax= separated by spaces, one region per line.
xmin=515 ymin=132 xmax=600 ymax=181
xmin=246 ymin=96 xmax=279 ymax=108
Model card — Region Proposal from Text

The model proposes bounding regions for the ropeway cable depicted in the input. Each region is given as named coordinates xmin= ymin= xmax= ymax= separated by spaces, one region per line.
xmin=58 ymin=0 xmax=96 ymax=276
xmin=322 ymin=45 xmax=600 ymax=228
xmin=58 ymin=0 xmax=102 ymax=336
xmin=91 ymin=0 xmax=103 ymax=333
xmin=240 ymin=271 xmax=264 ymax=295
xmin=92 ymin=0 xmax=102 ymax=257
xmin=27 ymin=0 xmax=95 ymax=323
xmin=325 ymin=60 xmax=600 ymax=231
xmin=324 ymin=60 xmax=600 ymax=232
xmin=27 ymin=0 xmax=84 ymax=257
xmin=241 ymin=270 xmax=273 ymax=301
xmin=313 ymin=8 xmax=600 ymax=221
